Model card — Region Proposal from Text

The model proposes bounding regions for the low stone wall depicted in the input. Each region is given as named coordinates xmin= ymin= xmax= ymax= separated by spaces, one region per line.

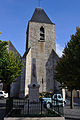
xmin=4 ymin=117 xmax=65 ymax=120
xmin=67 ymin=90 xmax=80 ymax=98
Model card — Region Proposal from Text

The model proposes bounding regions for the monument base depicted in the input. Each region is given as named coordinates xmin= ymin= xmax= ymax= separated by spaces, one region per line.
xmin=4 ymin=117 xmax=65 ymax=120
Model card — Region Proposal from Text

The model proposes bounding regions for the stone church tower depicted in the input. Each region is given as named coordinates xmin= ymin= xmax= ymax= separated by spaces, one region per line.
xmin=19 ymin=8 xmax=59 ymax=98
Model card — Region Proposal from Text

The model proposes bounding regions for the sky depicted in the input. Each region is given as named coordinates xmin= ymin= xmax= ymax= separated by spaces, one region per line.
xmin=0 ymin=0 xmax=80 ymax=57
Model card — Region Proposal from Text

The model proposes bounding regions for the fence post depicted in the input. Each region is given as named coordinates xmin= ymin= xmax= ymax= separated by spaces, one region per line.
xmin=58 ymin=105 xmax=59 ymax=113
xmin=11 ymin=98 xmax=13 ymax=109
xmin=27 ymin=99 xmax=29 ymax=114
xmin=41 ymin=99 xmax=42 ymax=114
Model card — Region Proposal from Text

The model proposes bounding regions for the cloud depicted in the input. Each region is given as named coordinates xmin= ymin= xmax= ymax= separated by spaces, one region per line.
xmin=56 ymin=43 xmax=64 ymax=57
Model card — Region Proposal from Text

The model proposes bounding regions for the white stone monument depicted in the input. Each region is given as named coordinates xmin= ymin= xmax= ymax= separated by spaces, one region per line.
xmin=28 ymin=58 xmax=40 ymax=102
xmin=62 ymin=88 xmax=65 ymax=101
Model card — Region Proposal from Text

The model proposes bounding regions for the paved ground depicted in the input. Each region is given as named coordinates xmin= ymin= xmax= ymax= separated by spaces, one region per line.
xmin=64 ymin=98 xmax=80 ymax=120
xmin=64 ymin=106 xmax=80 ymax=120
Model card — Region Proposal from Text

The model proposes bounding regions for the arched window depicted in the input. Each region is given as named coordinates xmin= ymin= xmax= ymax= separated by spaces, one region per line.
xmin=40 ymin=27 xmax=45 ymax=41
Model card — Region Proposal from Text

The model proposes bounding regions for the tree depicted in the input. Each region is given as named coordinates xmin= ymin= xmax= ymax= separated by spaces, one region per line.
xmin=0 ymin=40 xmax=8 ymax=80
xmin=54 ymin=27 xmax=80 ymax=109
xmin=0 ymin=40 xmax=24 ymax=96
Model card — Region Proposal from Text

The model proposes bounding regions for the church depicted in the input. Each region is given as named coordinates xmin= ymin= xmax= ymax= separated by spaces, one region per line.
xmin=10 ymin=8 xmax=60 ymax=98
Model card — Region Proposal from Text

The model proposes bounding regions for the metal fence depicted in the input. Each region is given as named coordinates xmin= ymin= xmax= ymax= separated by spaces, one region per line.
xmin=6 ymin=98 xmax=64 ymax=117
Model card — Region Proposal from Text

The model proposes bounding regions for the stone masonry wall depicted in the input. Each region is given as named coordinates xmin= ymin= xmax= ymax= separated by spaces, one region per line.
xmin=25 ymin=48 xmax=32 ymax=95
xmin=19 ymin=57 xmax=26 ymax=98
xmin=25 ymin=21 xmax=57 ymax=94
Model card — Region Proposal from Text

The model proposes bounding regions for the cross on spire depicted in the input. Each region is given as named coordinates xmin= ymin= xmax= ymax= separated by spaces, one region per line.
xmin=38 ymin=0 xmax=41 ymax=7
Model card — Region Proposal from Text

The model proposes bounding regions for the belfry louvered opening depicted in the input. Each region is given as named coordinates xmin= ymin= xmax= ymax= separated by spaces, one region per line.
xmin=40 ymin=27 xmax=45 ymax=41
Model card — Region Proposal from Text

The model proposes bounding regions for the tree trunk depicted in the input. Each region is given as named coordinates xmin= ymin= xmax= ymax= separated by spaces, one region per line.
xmin=70 ymin=89 xmax=74 ymax=109
xmin=7 ymin=84 xmax=10 ymax=98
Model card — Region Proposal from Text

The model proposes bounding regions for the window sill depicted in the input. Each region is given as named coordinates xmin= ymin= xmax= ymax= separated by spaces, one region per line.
xmin=38 ymin=40 xmax=45 ymax=42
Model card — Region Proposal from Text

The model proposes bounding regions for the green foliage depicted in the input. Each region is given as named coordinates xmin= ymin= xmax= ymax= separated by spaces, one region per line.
xmin=0 ymin=40 xmax=8 ymax=80
xmin=39 ymin=92 xmax=53 ymax=98
xmin=0 ymin=40 xmax=24 ymax=85
xmin=54 ymin=27 xmax=80 ymax=90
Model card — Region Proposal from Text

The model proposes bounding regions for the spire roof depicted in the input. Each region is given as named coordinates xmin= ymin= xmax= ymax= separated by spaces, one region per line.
xmin=30 ymin=8 xmax=54 ymax=24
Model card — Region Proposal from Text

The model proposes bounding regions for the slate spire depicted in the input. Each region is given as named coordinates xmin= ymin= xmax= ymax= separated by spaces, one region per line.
xmin=30 ymin=8 xmax=53 ymax=24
